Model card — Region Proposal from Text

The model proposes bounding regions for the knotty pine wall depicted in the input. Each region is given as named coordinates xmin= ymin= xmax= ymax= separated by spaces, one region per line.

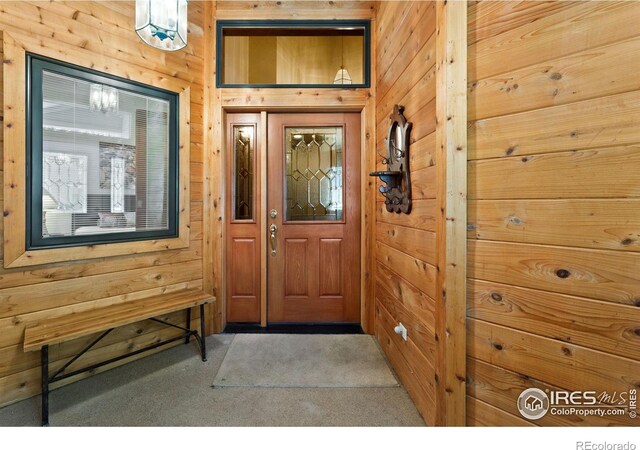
xmin=466 ymin=1 xmax=640 ymax=426
xmin=0 ymin=2 xmax=206 ymax=407
xmin=373 ymin=1 xmax=438 ymax=425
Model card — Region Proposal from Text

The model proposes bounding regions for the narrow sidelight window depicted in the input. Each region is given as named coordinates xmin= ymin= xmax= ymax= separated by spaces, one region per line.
xmin=27 ymin=55 xmax=179 ymax=249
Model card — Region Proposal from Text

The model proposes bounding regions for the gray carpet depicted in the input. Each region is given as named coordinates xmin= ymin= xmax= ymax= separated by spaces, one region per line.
xmin=213 ymin=334 xmax=399 ymax=388
xmin=0 ymin=334 xmax=424 ymax=427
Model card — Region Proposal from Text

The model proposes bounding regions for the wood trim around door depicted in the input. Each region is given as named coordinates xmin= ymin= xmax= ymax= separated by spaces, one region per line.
xmin=259 ymin=111 xmax=268 ymax=327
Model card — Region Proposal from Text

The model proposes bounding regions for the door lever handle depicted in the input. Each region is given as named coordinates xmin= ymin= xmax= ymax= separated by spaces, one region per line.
xmin=269 ymin=224 xmax=278 ymax=256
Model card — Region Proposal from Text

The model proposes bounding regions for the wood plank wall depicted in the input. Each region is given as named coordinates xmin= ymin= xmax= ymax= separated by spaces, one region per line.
xmin=373 ymin=0 xmax=438 ymax=425
xmin=0 ymin=1 xmax=206 ymax=407
xmin=467 ymin=0 xmax=640 ymax=426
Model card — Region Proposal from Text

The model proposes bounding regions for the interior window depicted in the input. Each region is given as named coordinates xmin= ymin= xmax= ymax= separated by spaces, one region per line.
xmin=218 ymin=21 xmax=370 ymax=87
xmin=28 ymin=56 xmax=179 ymax=249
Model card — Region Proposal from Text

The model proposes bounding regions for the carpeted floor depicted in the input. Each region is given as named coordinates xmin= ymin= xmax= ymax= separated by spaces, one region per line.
xmin=0 ymin=334 xmax=424 ymax=427
xmin=213 ymin=334 xmax=399 ymax=388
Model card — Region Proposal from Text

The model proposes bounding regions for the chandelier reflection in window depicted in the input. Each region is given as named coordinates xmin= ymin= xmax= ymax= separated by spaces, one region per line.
xmin=90 ymin=84 xmax=119 ymax=114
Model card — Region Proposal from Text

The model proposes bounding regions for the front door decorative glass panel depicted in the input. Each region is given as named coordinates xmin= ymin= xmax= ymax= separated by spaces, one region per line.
xmin=285 ymin=127 xmax=343 ymax=221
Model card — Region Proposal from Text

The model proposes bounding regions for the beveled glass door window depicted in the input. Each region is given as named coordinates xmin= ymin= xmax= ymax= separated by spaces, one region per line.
xmin=284 ymin=127 xmax=343 ymax=222
xmin=217 ymin=20 xmax=370 ymax=88
xmin=233 ymin=124 xmax=256 ymax=221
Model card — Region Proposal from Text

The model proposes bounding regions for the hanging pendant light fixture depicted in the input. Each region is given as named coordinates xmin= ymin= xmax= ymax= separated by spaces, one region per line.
xmin=334 ymin=35 xmax=353 ymax=85
xmin=135 ymin=0 xmax=188 ymax=52
xmin=90 ymin=84 xmax=119 ymax=114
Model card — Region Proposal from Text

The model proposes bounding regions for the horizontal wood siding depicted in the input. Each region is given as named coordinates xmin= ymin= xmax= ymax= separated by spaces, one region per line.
xmin=374 ymin=0 xmax=438 ymax=425
xmin=467 ymin=0 xmax=640 ymax=426
xmin=0 ymin=1 xmax=205 ymax=407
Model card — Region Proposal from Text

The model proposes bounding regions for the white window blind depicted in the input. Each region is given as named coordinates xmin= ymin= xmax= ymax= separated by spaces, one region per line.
xmin=40 ymin=70 xmax=171 ymax=239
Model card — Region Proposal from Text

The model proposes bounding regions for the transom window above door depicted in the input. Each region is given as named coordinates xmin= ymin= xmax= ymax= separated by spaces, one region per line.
xmin=217 ymin=20 xmax=370 ymax=88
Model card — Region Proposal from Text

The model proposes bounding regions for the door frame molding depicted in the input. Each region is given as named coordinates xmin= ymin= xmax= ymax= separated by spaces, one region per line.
xmin=212 ymin=90 xmax=376 ymax=332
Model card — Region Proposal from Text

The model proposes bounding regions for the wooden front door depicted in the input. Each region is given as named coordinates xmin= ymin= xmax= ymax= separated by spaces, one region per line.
xmin=267 ymin=113 xmax=361 ymax=323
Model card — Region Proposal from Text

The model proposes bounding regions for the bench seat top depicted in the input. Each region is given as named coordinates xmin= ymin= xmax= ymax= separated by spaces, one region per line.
xmin=23 ymin=289 xmax=214 ymax=352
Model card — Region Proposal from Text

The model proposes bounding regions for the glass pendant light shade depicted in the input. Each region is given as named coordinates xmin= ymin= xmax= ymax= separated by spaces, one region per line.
xmin=333 ymin=35 xmax=352 ymax=85
xmin=136 ymin=0 xmax=188 ymax=51
xmin=90 ymin=84 xmax=119 ymax=113
xmin=333 ymin=68 xmax=353 ymax=85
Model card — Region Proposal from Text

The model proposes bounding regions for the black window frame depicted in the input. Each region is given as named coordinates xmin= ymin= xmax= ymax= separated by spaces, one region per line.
xmin=26 ymin=54 xmax=180 ymax=250
xmin=216 ymin=20 xmax=371 ymax=88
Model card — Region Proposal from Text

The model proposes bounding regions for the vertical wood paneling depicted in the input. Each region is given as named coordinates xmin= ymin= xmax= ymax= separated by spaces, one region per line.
xmin=434 ymin=0 xmax=467 ymax=426
xmin=203 ymin=0 xmax=221 ymax=333
xmin=467 ymin=0 xmax=640 ymax=426
xmin=0 ymin=1 xmax=205 ymax=407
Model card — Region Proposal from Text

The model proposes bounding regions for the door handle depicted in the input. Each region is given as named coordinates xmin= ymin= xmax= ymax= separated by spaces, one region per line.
xmin=269 ymin=224 xmax=278 ymax=256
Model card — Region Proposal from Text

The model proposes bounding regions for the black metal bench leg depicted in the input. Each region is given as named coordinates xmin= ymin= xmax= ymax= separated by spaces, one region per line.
xmin=41 ymin=345 xmax=49 ymax=427
xmin=199 ymin=304 xmax=207 ymax=362
xmin=185 ymin=307 xmax=192 ymax=344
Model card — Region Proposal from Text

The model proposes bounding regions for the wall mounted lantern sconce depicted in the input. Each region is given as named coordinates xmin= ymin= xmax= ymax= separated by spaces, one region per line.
xmin=370 ymin=104 xmax=412 ymax=214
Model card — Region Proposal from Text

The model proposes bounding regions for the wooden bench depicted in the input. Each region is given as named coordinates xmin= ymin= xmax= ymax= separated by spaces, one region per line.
xmin=23 ymin=289 xmax=215 ymax=426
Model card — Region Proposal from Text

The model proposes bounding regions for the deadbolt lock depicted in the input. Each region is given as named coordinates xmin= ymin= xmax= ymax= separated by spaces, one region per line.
xmin=270 ymin=209 xmax=278 ymax=219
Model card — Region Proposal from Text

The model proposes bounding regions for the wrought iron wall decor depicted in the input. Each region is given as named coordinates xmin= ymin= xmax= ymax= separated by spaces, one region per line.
xmin=370 ymin=104 xmax=412 ymax=214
